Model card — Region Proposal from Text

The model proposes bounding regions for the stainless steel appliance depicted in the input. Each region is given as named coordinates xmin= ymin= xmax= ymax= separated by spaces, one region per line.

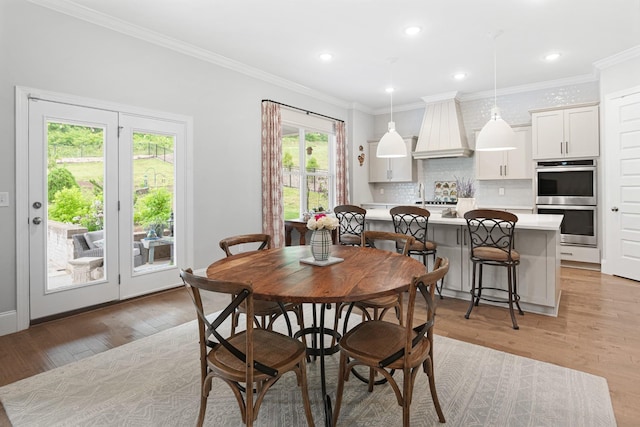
xmin=535 ymin=159 xmax=597 ymax=247
xmin=535 ymin=159 xmax=596 ymax=205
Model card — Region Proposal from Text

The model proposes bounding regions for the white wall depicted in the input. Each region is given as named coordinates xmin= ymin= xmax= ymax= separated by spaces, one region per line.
xmin=0 ymin=0 xmax=368 ymax=319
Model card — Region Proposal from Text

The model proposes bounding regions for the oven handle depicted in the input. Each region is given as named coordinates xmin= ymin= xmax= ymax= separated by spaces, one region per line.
xmin=535 ymin=166 xmax=596 ymax=173
xmin=536 ymin=205 xmax=596 ymax=211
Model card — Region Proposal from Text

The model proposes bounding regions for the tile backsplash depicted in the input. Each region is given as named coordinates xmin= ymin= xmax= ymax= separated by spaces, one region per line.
xmin=369 ymin=80 xmax=599 ymax=208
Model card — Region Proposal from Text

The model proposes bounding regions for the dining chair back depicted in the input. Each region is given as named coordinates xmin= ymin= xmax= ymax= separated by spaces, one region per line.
xmin=180 ymin=268 xmax=314 ymax=426
xmin=333 ymin=230 xmax=416 ymax=346
xmin=333 ymin=257 xmax=450 ymax=426
xmin=333 ymin=205 xmax=367 ymax=246
xmin=219 ymin=233 xmax=271 ymax=257
xmin=219 ymin=233 xmax=303 ymax=336
xmin=464 ymin=209 xmax=523 ymax=329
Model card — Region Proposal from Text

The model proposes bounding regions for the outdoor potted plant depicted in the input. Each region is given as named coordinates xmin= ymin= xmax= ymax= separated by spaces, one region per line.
xmin=144 ymin=217 xmax=167 ymax=239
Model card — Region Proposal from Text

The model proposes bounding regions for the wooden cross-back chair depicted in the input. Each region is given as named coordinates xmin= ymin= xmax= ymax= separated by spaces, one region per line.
xmin=332 ymin=257 xmax=450 ymax=426
xmin=333 ymin=231 xmax=416 ymax=340
xmin=180 ymin=269 xmax=314 ymax=426
xmin=219 ymin=233 xmax=304 ymax=336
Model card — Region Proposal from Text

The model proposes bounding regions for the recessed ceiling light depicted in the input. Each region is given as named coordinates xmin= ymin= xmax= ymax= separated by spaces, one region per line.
xmin=319 ymin=53 xmax=333 ymax=61
xmin=453 ymin=72 xmax=467 ymax=80
xmin=544 ymin=52 xmax=561 ymax=61
xmin=404 ymin=26 xmax=421 ymax=36
xmin=385 ymin=87 xmax=395 ymax=93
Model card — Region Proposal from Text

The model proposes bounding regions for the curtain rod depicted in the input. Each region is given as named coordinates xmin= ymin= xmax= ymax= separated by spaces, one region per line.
xmin=262 ymin=99 xmax=344 ymax=123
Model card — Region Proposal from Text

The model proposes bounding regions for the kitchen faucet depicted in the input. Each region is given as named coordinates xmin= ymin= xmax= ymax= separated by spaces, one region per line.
xmin=418 ymin=182 xmax=425 ymax=208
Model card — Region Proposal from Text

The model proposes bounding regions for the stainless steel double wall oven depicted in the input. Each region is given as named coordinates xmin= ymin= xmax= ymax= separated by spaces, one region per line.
xmin=535 ymin=159 xmax=597 ymax=247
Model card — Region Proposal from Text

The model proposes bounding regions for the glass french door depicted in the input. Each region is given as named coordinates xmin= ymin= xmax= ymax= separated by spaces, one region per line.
xmin=118 ymin=114 xmax=182 ymax=299
xmin=28 ymin=100 xmax=184 ymax=319
xmin=29 ymin=100 xmax=120 ymax=319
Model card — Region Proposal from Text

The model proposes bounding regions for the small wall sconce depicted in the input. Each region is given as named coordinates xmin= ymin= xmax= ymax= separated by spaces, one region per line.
xmin=357 ymin=145 xmax=365 ymax=166
xmin=306 ymin=146 xmax=313 ymax=155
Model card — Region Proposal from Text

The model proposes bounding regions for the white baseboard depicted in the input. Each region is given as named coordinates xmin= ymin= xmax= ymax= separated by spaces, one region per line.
xmin=0 ymin=310 xmax=17 ymax=337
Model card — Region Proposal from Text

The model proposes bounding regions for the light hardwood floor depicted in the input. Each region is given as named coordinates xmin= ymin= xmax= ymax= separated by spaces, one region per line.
xmin=0 ymin=267 xmax=638 ymax=426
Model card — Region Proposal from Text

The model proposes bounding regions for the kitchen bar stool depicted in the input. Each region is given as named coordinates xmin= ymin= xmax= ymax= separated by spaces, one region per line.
xmin=463 ymin=209 xmax=523 ymax=329
xmin=390 ymin=206 xmax=441 ymax=297
xmin=334 ymin=204 xmax=367 ymax=246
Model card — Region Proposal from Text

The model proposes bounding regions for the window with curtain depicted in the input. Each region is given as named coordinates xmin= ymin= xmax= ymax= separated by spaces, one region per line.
xmin=282 ymin=123 xmax=335 ymax=219
xmin=262 ymin=101 xmax=347 ymax=247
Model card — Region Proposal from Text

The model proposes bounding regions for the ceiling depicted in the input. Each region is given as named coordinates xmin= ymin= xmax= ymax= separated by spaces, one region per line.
xmin=34 ymin=0 xmax=640 ymax=110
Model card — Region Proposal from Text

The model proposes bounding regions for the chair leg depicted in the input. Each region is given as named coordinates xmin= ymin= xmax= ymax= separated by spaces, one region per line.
xmin=513 ymin=265 xmax=524 ymax=315
xmin=434 ymin=252 xmax=443 ymax=299
xmin=507 ymin=265 xmax=520 ymax=330
xmin=332 ymin=352 xmax=348 ymax=426
xmin=425 ymin=357 xmax=446 ymax=423
xmin=465 ymin=262 xmax=477 ymax=320
xmin=476 ymin=263 xmax=483 ymax=305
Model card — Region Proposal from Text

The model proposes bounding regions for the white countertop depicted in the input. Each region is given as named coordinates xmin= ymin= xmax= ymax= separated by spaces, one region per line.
xmin=365 ymin=208 xmax=562 ymax=231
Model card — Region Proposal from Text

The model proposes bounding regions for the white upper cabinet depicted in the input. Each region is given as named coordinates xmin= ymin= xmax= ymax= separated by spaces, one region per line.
xmin=475 ymin=126 xmax=532 ymax=180
xmin=531 ymin=103 xmax=599 ymax=160
xmin=368 ymin=136 xmax=417 ymax=182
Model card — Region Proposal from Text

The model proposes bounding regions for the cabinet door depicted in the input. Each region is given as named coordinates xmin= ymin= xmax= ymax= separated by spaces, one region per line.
xmin=564 ymin=106 xmax=599 ymax=158
xmin=431 ymin=225 xmax=466 ymax=292
xmin=476 ymin=150 xmax=504 ymax=180
xmin=532 ymin=110 xmax=564 ymax=160
xmin=368 ymin=141 xmax=390 ymax=182
xmin=504 ymin=126 xmax=532 ymax=179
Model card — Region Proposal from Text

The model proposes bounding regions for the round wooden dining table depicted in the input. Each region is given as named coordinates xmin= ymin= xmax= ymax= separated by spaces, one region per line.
xmin=206 ymin=244 xmax=426 ymax=427
xmin=205 ymin=245 xmax=425 ymax=303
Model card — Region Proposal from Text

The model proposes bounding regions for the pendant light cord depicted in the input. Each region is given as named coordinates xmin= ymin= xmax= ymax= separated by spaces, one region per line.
xmin=493 ymin=36 xmax=497 ymax=111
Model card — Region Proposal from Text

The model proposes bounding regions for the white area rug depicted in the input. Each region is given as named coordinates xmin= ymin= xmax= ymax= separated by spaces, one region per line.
xmin=0 ymin=305 xmax=616 ymax=426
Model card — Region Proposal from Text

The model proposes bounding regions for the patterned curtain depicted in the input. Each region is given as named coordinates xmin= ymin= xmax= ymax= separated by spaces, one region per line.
xmin=261 ymin=101 xmax=284 ymax=247
xmin=335 ymin=121 xmax=349 ymax=205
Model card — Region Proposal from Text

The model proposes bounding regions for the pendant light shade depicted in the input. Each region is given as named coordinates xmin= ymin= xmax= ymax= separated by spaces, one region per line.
xmin=377 ymin=59 xmax=407 ymax=158
xmin=377 ymin=121 xmax=407 ymax=157
xmin=475 ymin=32 xmax=516 ymax=152
xmin=476 ymin=107 xmax=516 ymax=151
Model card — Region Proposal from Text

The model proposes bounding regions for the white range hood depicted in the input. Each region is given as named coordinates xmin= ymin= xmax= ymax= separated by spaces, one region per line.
xmin=413 ymin=92 xmax=473 ymax=159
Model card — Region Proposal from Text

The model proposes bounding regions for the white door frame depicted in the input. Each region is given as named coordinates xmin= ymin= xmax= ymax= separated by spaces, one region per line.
xmin=15 ymin=86 xmax=194 ymax=331
xmin=601 ymin=84 xmax=640 ymax=279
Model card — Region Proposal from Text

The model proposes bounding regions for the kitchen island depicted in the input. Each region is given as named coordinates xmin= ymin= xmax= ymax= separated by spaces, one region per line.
xmin=365 ymin=208 xmax=564 ymax=316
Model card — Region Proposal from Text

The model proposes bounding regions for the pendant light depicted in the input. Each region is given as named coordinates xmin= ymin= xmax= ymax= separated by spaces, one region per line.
xmin=377 ymin=59 xmax=407 ymax=158
xmin=476 ymin=31 xmax=516 ymax=152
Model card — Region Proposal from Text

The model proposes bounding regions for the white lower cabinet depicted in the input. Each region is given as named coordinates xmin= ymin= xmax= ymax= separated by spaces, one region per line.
xmin=366 ymin=217 xmax=560 ymax=315
xmin=430 ymin=224 xmax=470 ymax=293
xmin=432 ymin=225 xmax=558 ymax=312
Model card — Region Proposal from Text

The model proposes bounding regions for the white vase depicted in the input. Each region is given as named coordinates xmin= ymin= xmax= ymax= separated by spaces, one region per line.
xmin=456 ymin=197 xmax=477 ymax=218
xmin=310 ymin=229 xmax=332 ymax=261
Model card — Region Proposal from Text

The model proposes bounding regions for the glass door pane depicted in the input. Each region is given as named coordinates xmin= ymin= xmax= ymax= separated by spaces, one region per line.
xmin=47 ymin=122 xmax=107 ymax=290
xmin=132 ymin=131 xmax=175 ymax=272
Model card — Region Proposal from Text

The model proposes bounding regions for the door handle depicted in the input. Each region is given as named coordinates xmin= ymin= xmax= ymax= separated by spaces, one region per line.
xmin=504 ymin=164 xmax=507 ymax=176
xmin=499 ymin=165 xmax=503 ymax=176
xmin=565 ymin=141 xmax=568 ymax=154
xmin=32 ymin=217 xmax=42 ymax=225
xmin=560 ymin=142 xmax=563 ymax=154
xmin=611 ymin=207 xmax=619 ymax=212
xmin=33 ymin=201 xmax=42 ymax=209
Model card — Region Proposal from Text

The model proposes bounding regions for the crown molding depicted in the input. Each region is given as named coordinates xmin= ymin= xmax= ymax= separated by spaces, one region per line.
xmin=593 ymin=45 xmax=640 ymax=69
xmin=27 ymin=0 xmax=352 ymax=109
xmin=458 ymin=73 xmax=598 ymax=101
